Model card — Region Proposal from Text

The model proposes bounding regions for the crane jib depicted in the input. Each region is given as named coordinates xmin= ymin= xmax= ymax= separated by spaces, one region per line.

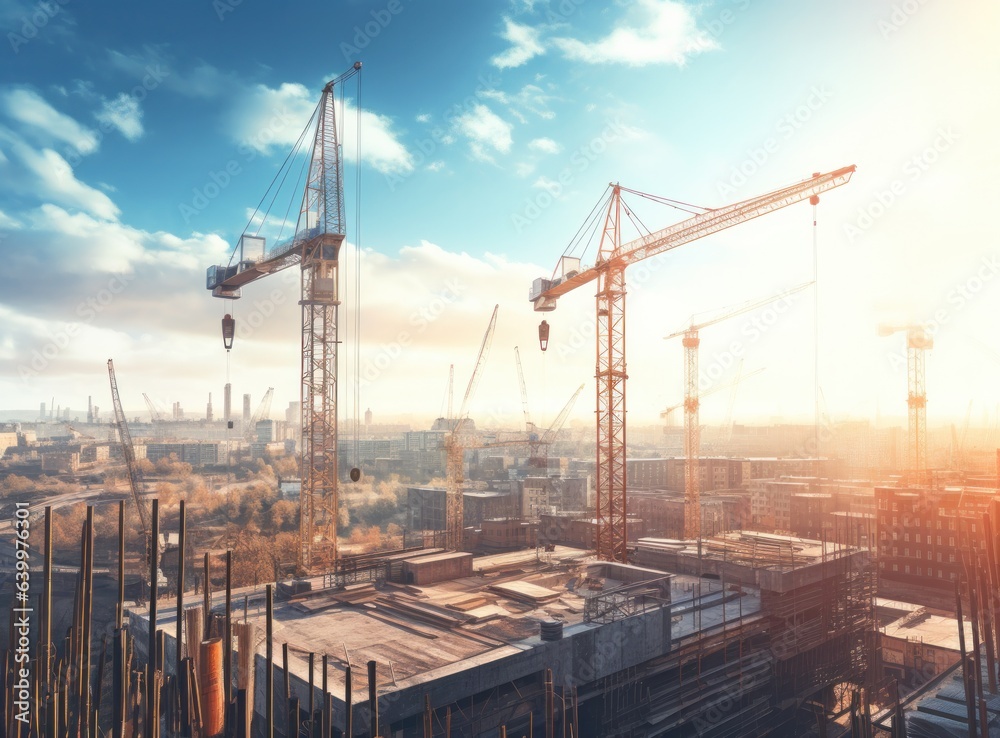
xmin=530 ymin=164 xmax=856 ymax=309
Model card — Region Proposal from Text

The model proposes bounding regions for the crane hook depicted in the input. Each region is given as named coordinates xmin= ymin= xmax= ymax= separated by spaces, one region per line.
xmin=538 ymin=320 xmax=550 ymax=352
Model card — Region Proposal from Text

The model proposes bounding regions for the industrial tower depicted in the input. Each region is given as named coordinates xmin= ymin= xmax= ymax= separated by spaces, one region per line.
xmin=206 ymin=63 xmax=362 ymax=571
xmin=666 ymin=284 xmax=810 ymax=540
xmin=530 ymin=166 xmax=856 ymax=562
xmin=878 ymin=324 xmax=933 ymax=482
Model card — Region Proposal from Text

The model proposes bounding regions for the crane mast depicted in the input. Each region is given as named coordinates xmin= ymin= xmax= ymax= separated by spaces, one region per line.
xmin=514 ymin=347 xmax=534 ymax=434
xmin=878 ymin=324 xmax=933 ymax=483
xmin=530 ymin=165 xmax=856 ymax=562
xmin=667 ymin=283 xmax=811 ymax=539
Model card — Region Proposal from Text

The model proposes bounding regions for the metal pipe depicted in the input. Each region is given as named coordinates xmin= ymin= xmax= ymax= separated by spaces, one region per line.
xmin=236 ymin=689 xmax=247 ymax=738
xmin=968 ymin=572 xmax=988 ymax=738
xmin=544 ymin=669 xmax=554 ymax=738
xmin=199 ymin=638 xmax=225 ymax=738
xmin=308 ymin=652 xmax=315 ymax=734
xmin=956 ymin=580 xmax=977 ymax=734
xmin=41 ymin=506 xmax=52 ymax=700
xmin=423 ymin=695 xmax=431 ymax=738
xmin=117 ymin=500 xmax=125 ymax=630
xmin=978 ymin=564 xmax=997 ymax=693
xmin=266 ymin=585 xmax=274 ymax=738
xmin=148 ymin=498 xmax=160 ymax=738
xmin=367 ymin=661 xmax=378 ymax=738
xmin=81 ymin=507 xmax=94 ymax=738
xmin=177 ymin=500 xmax=186 ymax=680
xmin=203 ymin=553 xmax=211 ymax=636
xmin=225 ymin=550 xmax=233 ymax=738
xmin=283 ymin=643 xmax=291 ymax=738
xmin=345 ymin=665 xmax=352 ymax=738
xmin=322 ymin=655 xmax=329 ymax=738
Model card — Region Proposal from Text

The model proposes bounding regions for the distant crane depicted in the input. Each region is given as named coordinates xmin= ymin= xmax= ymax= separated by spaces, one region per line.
xmin=142 ymin=392 xmax=165 ymax=440
xmin=528 ymin=383 xmax=585 ymax=468
xmin=514 ymin=346 xmax=536 ymax=435
xmin=666 ymin=283 xmax=810 ymax=539
xmin=878 ymin=324 xmax=933 ymax=482
xmin=530 ymin=165 xmax=856 ymax=561
xmin=205 ymin=64 xmax=362 ymax=571
xmin=108 ymin=360 xmax=154 ymax=592
xmin=243 ymin=387 xmax=275 ymax=443
xmin=445 ymin=305 xmax=499 ymax=550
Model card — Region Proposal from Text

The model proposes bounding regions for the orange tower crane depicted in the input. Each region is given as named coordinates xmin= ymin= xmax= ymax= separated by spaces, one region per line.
xmin=529 ymin=166 xmax=856 ymax=562
xmin=445 ymin=305 xmax=499 ymax=550
xmin=206 ymin=64 xmax=362 ymax=571
xmin=878 ymin=324 xmax=933 ymax=482
xmin=666 ymin=283 xmax=811 ymax=539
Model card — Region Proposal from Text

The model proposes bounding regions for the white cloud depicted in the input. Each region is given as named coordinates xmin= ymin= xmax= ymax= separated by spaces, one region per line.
xmin=108 ymin=47 xmax=232 ymax=98
xmin=528 ymin=137 xmax=561 ymax=154
xmin=0 ymin=209 xmax=21 ymax=229
xmin=416 ymin=113 xmax=431 ymax=123
xmin=230 ymin=82 xmax=414 ymax=175
xmin=552 ymin=0 xmax=718 ymax=67
xmin=531 ymin=176 xmax=562 ymax=192
xmin=453 ymin=105 xmax=513 ymax=162
xmin=96 ymin=93 xmax=144 ymax=141
xmin=15 ymin=146 xmax=119 ymax=220
xmin=426 ymin=161 xmax=446 ymax=172
xmin=515 ymin=162 xmax=535 ymax=177
xmin=1 ymin=88 xmax=99 ymax=154
xmin=491 ymin=18 xmax=545 ymax=69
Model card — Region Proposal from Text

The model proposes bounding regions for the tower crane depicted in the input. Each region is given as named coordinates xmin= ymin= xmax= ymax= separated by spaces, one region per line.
xmin=143 ymin=392 xmax=164 ymax=440
xmin=205 ymin=64 xmax=362 ymax=571
xmin=243 ymin=387 xmax=275 ymax=443
xmin=108 ymin=360 xmax=163 ymax=595
xmin=878 ymin=323 xmax=933 ymax=482
xmin=514 ymin=346 xmax=536 ymax=435
xmin=666 ymin=283 xmax=811 ymax=539
xmin=529 ymin=165 xmax=856 ymax=562
xmin=529 ymin=383 xmax=585 ymax=468
xmin=445 ymin=305 xmax=499 ymax=549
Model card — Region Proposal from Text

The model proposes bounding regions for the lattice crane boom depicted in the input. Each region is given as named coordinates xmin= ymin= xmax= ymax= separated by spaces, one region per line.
xmin=529 ymin=165 xmax=856 ymax=561
xmin=108 ymin=360 xmax=150 ymax=549
xmin=445 ymin=305 xmax=499 ymax=550
xmin=514 ymin=346 xmax=534 ymax=434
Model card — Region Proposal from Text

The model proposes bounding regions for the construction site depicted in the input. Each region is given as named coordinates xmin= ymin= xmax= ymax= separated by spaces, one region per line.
xmin=3 ymin=49 xmax=1000 ymax=738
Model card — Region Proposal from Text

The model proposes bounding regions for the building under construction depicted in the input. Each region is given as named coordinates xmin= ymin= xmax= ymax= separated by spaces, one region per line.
xmin=128 ymin=530 xmax=874 ymax=737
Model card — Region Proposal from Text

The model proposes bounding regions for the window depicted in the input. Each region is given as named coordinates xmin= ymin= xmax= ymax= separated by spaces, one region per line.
xmin=893 ymin=516 xmax=898 ymax=525
xmin=915 ymin=534 xmax=921 ymax=543
xmin=893 ymin=531 xmax=899 ymax=541
xmin=937 ymin=553 xmax=942 ymax=562
xmin=904 ymin=548 xmax=910 ymax=557
xmin=949 ymin=554 xmax=955 ymax=563
xmin=917 ymin=567 xmax=922 ymax=576
xmin=905 ymin=565 xmax=911 ymax=574
xmin=916 ymin=550 xmax=922 ymax=559
xmin=949 ymin=537 xmax=955 ymax=547
xmin=904 ymin=533 xmax=910 ymax=542
xmin=893 ymin=564 xmax=899 ymax=572
xmin=892 ymin=502 xmax=898 ymax=511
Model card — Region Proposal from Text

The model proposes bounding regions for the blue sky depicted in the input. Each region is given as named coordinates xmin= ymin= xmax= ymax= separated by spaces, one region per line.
xmin=0 ymin=0 xmax=997 ymax=431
